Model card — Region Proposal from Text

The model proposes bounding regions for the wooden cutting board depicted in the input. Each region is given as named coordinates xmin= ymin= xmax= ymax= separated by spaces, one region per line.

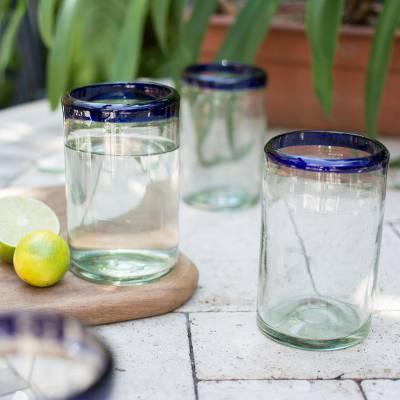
xmin=0 ymin=186 xmax=198 ymax=325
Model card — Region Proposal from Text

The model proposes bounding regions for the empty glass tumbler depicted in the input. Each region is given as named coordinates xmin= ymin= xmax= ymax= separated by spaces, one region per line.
xmin=62 ymin=82 xmax=180 ymax=285
xmin=257 ymin=131 xmax=389 ymax=350
xmin=181 ymin=63 xmax=267 ymax=211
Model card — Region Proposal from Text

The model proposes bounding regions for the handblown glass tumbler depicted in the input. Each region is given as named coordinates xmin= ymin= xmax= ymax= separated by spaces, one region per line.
xmin=181 ymin=62 xmax=267 ymax=211
xmin=62 ymin=82 xmax=180 ymax=285
xmin=257 ymin=131 xmax=389 ymax=350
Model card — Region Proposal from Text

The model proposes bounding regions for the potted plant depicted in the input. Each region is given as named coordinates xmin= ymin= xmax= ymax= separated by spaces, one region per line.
xmin=1 ymin=0 xmax=399 ymax=138
xmin=201 ymin=0 xmax=400 ymax=137
xmin=0 ymin=0 xmax=220 ymax=108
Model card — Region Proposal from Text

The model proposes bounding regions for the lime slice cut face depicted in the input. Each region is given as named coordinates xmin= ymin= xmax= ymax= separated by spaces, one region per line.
xmin=0 ymin=196 xmax=60 ymax=264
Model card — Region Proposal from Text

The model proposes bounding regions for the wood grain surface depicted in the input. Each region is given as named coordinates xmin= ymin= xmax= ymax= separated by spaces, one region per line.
xmin=0 ymin=186 xmax=198 ymax=325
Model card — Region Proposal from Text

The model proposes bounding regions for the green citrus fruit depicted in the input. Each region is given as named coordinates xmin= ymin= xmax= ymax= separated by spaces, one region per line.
xmin=0 ymin=196 xmax=60 ymax=264
xmin=14 ymin=230 xmax=70 ymax=287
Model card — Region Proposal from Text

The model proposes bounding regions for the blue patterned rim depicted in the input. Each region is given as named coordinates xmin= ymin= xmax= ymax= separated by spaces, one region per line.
xmin=182 ymin=62 xmax=267 ymax=90
xmin=62 ymin=82 xmax=179 ymax=123
xmin=265 ymin=130 xmax=390 ymax=173
xmin=0 ymin=312 xmax=113 ymax=400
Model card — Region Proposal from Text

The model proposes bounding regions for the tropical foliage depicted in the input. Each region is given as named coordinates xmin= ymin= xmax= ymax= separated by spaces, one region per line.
xmin=0 ymin=0 xmax=399 ymax=137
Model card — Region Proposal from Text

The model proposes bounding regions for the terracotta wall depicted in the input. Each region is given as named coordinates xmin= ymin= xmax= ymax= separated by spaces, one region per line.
xmin=201 ymin=17 xmax=400 ymax=136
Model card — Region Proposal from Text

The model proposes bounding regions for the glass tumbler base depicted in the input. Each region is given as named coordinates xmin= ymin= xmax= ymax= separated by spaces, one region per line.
xmin=184 ymin=186 xmax=258 ymax=211
xmin=257 ymin=297 xmax=371 ymax=351
xmin=70 ymin=249 xmax=176 ymax=286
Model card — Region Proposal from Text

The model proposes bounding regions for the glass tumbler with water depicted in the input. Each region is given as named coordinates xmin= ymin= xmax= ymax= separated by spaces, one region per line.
xmin=181 ymin=63 xmax=267 ymax=211
xmin=62 ymin=82 xmax=180 ymax=285
xmin=257 ymin=131 xmax=389 ymax=350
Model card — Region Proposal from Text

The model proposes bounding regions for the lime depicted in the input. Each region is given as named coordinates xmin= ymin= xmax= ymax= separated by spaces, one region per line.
xmin=0 ymin=196 xmax=60 ymax=264
xmin=14 ymin=230 xmax=70 ymax=287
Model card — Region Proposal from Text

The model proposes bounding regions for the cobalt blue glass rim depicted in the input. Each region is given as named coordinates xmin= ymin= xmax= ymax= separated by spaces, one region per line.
xmin=62 ymin=81 xmax=179 ymax=123
xmin=0 ymin=311 xmax=113 ymax=400
xmin=265 ymin=130 xmax=390 ymax=173
xmin=182 ymin=62 xmax=267 ymax=90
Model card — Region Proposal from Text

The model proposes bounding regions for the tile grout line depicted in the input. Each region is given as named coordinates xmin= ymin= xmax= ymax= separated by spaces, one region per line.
xmin=196 ymin=377 xmax=399 ymax=383
xmin=185 ymin=313 xmax=199 ymax=400
xmin=176 ymin=310 xmax=255 ymax=314
xmin=357 ymin=381 xmax=368 ymax=400
xmin=174 ymin=309 xmax=400 ymax=314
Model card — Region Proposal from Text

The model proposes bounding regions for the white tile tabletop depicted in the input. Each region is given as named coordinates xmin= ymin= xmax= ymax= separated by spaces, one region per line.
xmin=1 ymin=100 xmax=400 ymax=399
xmin=361 ymin=380 xmax=400 ymax=400
xmin=198 ymin=380 xmax=364 ymax=400
xmin=190 ymin=311 xmax=400 ymax=380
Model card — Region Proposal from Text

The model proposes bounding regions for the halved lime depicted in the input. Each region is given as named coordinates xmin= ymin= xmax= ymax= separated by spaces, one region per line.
xmin=0 ymin=196 xmax=60 ymax=264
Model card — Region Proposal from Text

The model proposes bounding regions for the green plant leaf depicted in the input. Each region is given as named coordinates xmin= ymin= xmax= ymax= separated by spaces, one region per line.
xmin=69 ymin=0 xmax=122 ymax=84
xmin=0 ymin=0 xmax=26 ymax=74
xmin=389 ymin=157 xmax=400 ymax=169
xmin=44 ymin=0 xmax=131 ymax=104
xmin=38 ymin=0 xmax=58 ymax=48
xmin=0 ymin=0 xmax=13 ymax=28
xmin=216 ymin=0 xmax=280 ymax=62
xmin=166 ymin=0 xmax=217 ymax=86
xmin=366 ymin=0 xmax=400 ymax=138
xmin=110 ymin=0 xmax=148 ymax=81
xmin=170 ymin=0 xmax=185 ymax=33
xmin=47 ymin=0 xmax=81 ymax=109
xmin=184 ymin=0 xmax=219 ymax=61
xmin=306 ymin=0 xmax=344 ymax=115
xmin=66 ymin=0 xmax=94 ymax=87
xmin=155 ymin=0 xmax=187 ymax=86
xmin=150 ymin=0 xmax=170 ymax=52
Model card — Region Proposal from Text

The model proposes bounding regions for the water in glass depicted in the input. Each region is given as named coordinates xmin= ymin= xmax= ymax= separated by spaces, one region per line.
xmin=65 ymin=130 xmax=179 ymax=285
